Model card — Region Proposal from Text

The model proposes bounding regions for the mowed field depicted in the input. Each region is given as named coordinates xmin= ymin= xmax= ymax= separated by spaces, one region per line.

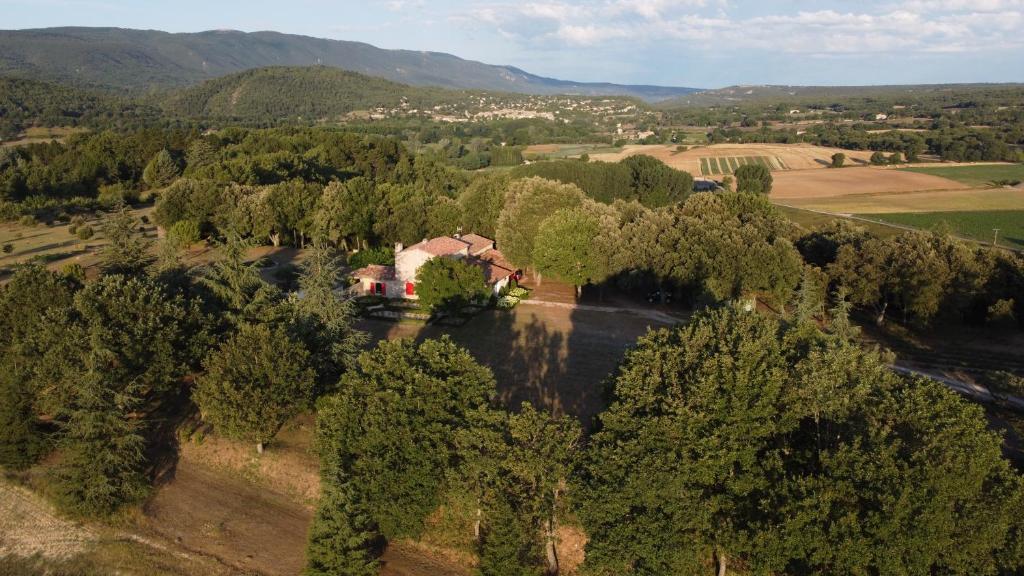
xmin=589 ymin=143 xmax=877 ymax=175
xmin=859 ymin=210 xmax=1024 ymax=249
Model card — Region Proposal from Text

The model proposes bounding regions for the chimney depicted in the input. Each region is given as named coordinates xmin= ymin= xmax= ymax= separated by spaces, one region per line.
xmin=395 ymin=242 xmax=403 ymax=254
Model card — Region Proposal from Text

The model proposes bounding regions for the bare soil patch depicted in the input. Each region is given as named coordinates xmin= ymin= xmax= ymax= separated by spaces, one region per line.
xmin=771 ymin=166 xmax=970 ymax=201
xmin=590 ymin=143 xmax=876 ymax=174
xmin=0 ymin=481 xmax=96 ymax=560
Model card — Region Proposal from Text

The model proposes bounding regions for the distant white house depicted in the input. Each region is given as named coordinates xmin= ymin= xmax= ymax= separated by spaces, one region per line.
xmin=351 ymin=234 xmax=519 ymax=299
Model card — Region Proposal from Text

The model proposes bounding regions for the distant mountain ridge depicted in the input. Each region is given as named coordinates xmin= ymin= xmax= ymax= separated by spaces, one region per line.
xmin=0 ymin=27 xmax=700 ymax=101
xmin=659 ymin=83 xmax=1024 ymax=107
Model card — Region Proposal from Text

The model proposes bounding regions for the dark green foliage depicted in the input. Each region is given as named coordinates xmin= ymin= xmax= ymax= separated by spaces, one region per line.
xmin=347 ymin=247 xmax=394 ymax=270
xmin=142 ymin=149 xmax=181 ymax=189
xmin=478 ymin=492 xmax=544 ymax=576
xmin=194 ymin=323 xmax=316 ymax=450
xmin=293 ymin=244 xmax=367 ymax=395
xmin=574 ymin=307 xmax=1024 ymax=575
xmin=459 ymin=172 xmax=510 ymax=239
xmin=870 ymin=150 xmax=887 ymax=165
xmin=99 ymin=207 xmax=153 ymax=275
xmin=496 ymin=177 xmax=586 ymax=268
xmin=305 ymin=476 xmax=381 ymax=576
xmin=533 ymin=203 xmax=617 ymax=293
xmin=196 ymin=236 xmax=284 ymax=328
xmin=52 ymin=368 xmax=149 ymax=518
xmin=830 ymin=152 xmax=846 ymax=167
xmin=0 ymin=365 xmax=48 ymax=469
xmin=622 ymin=192 xmax=801 ymax=304
xmin=415 ymin=256 xmax=489 ymax=313
xmin=315 ymin=177 xmax=379 ymax=249
xmin=314 ymin=337 xmax=496 ymax=540
xmin=734 ymin=163 xmax=773 ymax=194
xmin=0 ymin=76 xmax=159 ymax=140
xmin=512 ymin=156 xmax=692 ymax=208
xmin=620 ymin=154 xmax=694 ymax=207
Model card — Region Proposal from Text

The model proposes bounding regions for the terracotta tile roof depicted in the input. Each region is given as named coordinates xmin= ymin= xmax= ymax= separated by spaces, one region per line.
xmin=467 ymin=247 xmax=516 ymax=284
xmin=407 ymin=236 xmax=470 ymax=257
xmin=350 ymin=264 xmax=396 ymax=281
xmin=460 ymin=233 xmax=494 ymax=256
xmin=476 ymin=249 xmax=517 ymax=273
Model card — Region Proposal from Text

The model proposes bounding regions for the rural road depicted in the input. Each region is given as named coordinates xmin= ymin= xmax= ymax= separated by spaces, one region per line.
xmin=892 ymin=364 xmax=1024 ymax=411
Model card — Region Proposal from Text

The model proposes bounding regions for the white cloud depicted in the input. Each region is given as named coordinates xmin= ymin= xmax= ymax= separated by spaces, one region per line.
xmin=462 ymin=0 xmax=1024 ymax=54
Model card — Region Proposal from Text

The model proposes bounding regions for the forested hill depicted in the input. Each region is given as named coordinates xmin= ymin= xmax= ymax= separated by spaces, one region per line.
xmin=158 ymin=66 xmax=477 ymax=121
xmin=0 ymin=77 xmax=160 ymax=139
xmin=0 ymin=27 xmax=700 ymax=101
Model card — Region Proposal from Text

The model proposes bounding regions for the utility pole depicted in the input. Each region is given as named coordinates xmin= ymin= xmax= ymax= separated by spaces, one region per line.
xmin=993 ymin=228 xmax=1000 ymax=247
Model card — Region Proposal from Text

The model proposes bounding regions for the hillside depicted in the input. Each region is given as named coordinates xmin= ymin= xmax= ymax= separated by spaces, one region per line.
xmin=159 ymin=66 xmax=473 ymax=120
xmin=0 ymin=76 xmax=159 ymax=139
xmin=0 ymin=27 xmax=700 ymax=101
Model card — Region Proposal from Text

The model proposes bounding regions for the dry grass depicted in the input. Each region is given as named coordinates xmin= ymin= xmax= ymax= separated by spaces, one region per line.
xmin=779 ymin=186 xmax=1024 ymax=214
xmin=590 ymin=143 xmax=877 ymax=174
xmin=770 ymin=166 xmax=970 ymax=201
xmin=0 ymin=481 xmax=96 ymax=560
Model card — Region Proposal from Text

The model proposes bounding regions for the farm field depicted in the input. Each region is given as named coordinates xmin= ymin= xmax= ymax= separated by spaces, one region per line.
xmin=899 ymin=164 xmax=1024 ymax=187
xmin=776 ymin=205 xmax=901 ymax=238
xmin=771 ymin=166 xmax=971 ymax=201
xmin=858 ymin=210 xmax=1024 ymax=249
xmin=522 ymin=143 xmax=620 ymax=160
xmin=778 ymin=186 xmax=1024 ymax=214
xmin=699 ymin=155 xmax=786 ymax=176
xmin=589 ymin=143 xmax=876 ymax=174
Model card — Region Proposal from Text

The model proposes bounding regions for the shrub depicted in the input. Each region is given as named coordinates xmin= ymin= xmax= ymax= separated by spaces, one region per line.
xmin=831 ymin=153 xmax=846 ymax=168
xmin=1 ymin=243 xmax=12 ymax=254
xmin=97 ymin=183 xmax=138 ymax=208
xmin=870 ymin=151 xmax=888 ymax=165
xmin=18 ymin=215 xmax=36 ymax=227
xmin=167 ymin=220 xmax=201 ymax=250
xmin=76 ymin=225 xmax=94 ymax=240
xmin=496 ymin=295 xmax=520 ymax=309
xmin=348 ymin=246 xmax=395 ymax=269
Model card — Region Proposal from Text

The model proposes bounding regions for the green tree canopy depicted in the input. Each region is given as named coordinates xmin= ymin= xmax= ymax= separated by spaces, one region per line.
xmin=574 ymin=307 xmax=1024 ymax=576
xmin=143 ymin=148 xmax=181 ymax=189
xmin=194 ymin=322 xmax=316 ymax=453
xmin=415 ymin=256 xmax=489 ymax=313
xmin=496 ymin=177 xmax=586 ymax=270
xmin=532 ymin=202 xmax=619 ymax=297
xmin=733 ymin=163 xmax=773 ymax=194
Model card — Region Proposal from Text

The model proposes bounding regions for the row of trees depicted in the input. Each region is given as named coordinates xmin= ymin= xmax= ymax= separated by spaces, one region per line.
xmin=0 ymin=209 xmax=366 ymax=515
xmin=303 ymin=306 xmax=1024 ymax=575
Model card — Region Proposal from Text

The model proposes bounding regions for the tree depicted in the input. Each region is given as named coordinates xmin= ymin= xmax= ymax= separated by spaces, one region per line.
xmin=194 ymin=323 xmax=315 ymax=454
xmin=532 ymin=203 xmax=616 ymax=299
xmin=0 ymin=365 xmax=48 ymax=470
xmin=415 ymin=256 xmax=489 ymax=314
xmin=478 ymin=489 xmax=545 ymax=576
xmin=315 ymin=337 xmax=496 ymax=541
xmin=870 ymin=151 xmax=888 ymax=165
xmin=142 ymin=149 xmax=181 ymax=189
xmin=795 ymin=266 xmax=827 ymax=324
xmin=500 ymin=403 xmax=581 ymax=575
xmin=100 ymin=206 xmax=153 ymax=275
xmin=51 ymin=367 xmax=149 ymax=518
xmin=733 ymin=164 xmax=773 ymax=194
xmin=496 ymin=177 xmax=585 ymax=272
xmin=305 ymin=474 xmax=381 ymax=576
xmin=315 ymin=177 xmax=379 ymax=250
xmin=830 ymin=152 xmax=846 ymax=168
xmin=197 ymin=235 xmax=284 ymax=328
xmin=459 ymin=173 xmax=509 ymax=239
xmin=293 ymin=244 xmax=367 ymax=395
xmin=574 ymin=307 xmax=1024 ymax=575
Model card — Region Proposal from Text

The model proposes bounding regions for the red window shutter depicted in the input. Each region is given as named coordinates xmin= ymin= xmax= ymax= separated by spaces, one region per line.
xmin=406 ymin=282 xmax=415 ymax=296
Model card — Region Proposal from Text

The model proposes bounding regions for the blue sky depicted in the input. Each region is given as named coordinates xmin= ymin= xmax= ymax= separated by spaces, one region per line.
xmin=3 ymin=0 xmax=1023 ymax=87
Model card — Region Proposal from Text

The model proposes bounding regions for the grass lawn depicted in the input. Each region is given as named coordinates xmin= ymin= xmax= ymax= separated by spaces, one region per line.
xmin=899 ymin=164 xmax=1024 ymax=187
xmin=857 ymin=210 xmax=1024 ymax=248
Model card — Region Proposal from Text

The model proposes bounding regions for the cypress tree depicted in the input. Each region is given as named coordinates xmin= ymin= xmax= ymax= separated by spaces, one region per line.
xmin=305 ymin=477 xmax=380 ymax=576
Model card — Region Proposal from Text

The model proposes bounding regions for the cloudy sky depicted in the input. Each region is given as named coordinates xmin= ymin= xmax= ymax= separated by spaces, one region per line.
xmin=3 ymin=0 xmax=1023 ymax=87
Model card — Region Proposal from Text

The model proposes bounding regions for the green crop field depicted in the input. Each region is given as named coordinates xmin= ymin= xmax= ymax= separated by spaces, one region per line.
xmin=857 ymin=210 xmax=1024 ymax=248
xmin=700 ymin=155 xmax=784 ymax=176
xmin=899 ymin=164 xmax=1024 ymax=187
